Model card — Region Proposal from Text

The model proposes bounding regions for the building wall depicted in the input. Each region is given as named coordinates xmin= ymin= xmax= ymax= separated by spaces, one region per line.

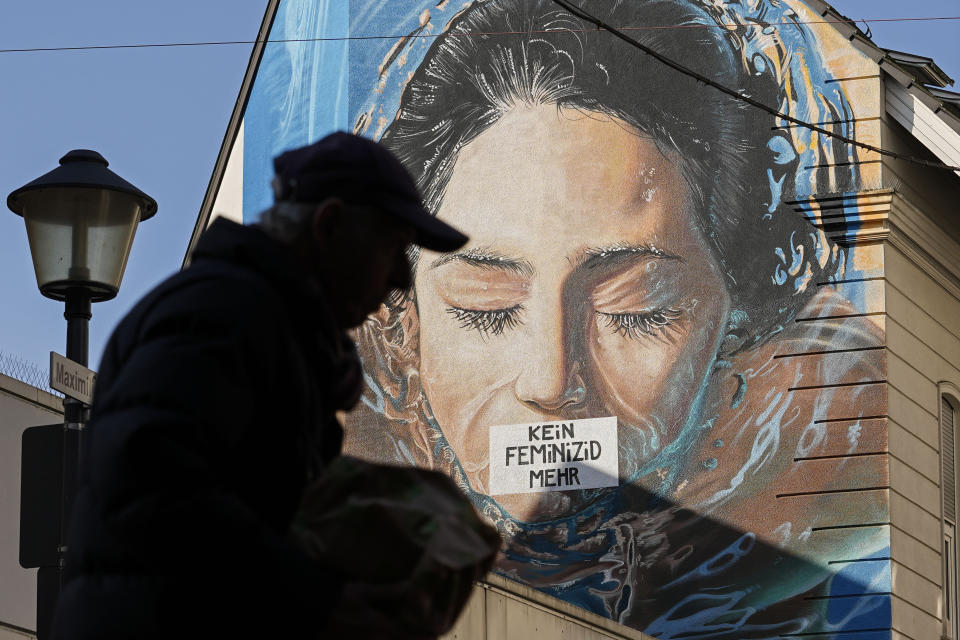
xmin=0 ymin=374 xmax=62 ymax=638
xmin=884 ymin=192 xmax=960 ymax=639
xmin=210 ymin=0 xmax=921 ymax=636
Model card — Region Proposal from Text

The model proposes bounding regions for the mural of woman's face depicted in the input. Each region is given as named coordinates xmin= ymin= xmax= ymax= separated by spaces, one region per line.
xmin=413 ymin=105 xmax=732 ymax=520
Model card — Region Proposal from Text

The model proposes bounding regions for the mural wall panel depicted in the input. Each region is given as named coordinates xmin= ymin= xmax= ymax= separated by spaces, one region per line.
xmin=240 ymin=1 xmax=890 ymax=637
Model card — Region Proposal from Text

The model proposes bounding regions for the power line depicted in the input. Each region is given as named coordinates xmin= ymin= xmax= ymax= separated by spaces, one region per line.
xmin=3 ymin=5 xmax=955 ymax=173
xmin=0 ymin=15 xmax=959 ymax=54
xmin=550 ymin=0 xmax=960 ymax=174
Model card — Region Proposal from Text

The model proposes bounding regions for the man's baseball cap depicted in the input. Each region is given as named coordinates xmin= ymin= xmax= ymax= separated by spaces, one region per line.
xmin=272 ymin=132 xmax=468 ymax=252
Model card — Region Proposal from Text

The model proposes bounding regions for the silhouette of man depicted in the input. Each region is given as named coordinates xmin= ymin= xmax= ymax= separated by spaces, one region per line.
xmin=52 ymin=132 xmax=468 ymax=640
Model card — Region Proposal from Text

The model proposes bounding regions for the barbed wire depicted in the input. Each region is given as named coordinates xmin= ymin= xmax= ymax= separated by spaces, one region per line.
xmin=0 ymin=350 xmax=62 ymax=397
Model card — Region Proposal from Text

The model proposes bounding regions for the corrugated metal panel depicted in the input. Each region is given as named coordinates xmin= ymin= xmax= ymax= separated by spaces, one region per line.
xmin=943 ymin=397 xmax=956 ymax=523
xmin=441 ymin=577 xmax=654 ymax=640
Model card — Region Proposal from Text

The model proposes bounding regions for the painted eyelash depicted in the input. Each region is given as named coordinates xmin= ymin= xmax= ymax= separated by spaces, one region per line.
xmin=446 ymin=305 xmax=524 ymax=335
xmin=597 ymin=308 xmax=683 ymax=339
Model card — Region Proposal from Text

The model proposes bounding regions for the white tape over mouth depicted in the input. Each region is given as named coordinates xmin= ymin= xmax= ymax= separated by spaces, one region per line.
xmin=488 ymin=416 xmax=619 ymax=495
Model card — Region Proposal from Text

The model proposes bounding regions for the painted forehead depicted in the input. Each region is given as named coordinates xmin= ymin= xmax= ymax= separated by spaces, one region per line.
xmin=425 ymin=106 xmax=696 ymax=263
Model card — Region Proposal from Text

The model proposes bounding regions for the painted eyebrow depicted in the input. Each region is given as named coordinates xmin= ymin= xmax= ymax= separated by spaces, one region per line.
xmin=429 ymin=247 xmax=535 ymax=277
xmin=573 ymin=244 xmax=683 ymax=271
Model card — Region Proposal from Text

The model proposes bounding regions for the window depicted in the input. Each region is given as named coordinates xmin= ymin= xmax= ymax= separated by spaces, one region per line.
xmin=942 ymin=395 xmax=959 ymax=639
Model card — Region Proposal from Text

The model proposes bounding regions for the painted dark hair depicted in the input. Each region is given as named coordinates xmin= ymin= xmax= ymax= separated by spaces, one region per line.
xmin=380 ymin=0 xmax=859 ymax=347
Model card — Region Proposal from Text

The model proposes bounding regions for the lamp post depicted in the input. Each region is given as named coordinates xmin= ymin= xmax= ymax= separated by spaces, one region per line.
xmin=7 ymin=149 xmax=156 ymax=638
xmin=8 ymin=149 xmax=156 ymax=414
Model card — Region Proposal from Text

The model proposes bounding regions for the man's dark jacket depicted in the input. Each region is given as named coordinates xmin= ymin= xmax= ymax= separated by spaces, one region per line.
xmin=53 ymin=219 xmax=353 ymax=639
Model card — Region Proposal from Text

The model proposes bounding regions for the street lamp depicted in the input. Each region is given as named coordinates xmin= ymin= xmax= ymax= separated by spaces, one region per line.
xmin=7 ymin=148 xmax=157 ymax=375
xmin=7 ymin=149 xmax=156 ymax=639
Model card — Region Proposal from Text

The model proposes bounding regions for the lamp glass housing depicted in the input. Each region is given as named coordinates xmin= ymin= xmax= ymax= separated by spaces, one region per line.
xmin=18 ymin=186 xmax=143 ymax=301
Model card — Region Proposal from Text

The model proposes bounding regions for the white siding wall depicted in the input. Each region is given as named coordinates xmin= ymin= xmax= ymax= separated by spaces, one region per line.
xmin=0 ymin=374 xmax=62 ymax=637
xmin=886 ymin=241 xmax=960 ymax=639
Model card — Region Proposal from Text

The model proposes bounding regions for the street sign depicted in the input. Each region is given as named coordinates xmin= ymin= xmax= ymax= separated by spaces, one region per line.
xmin=49 ymin=352 xmax=96 ymax=405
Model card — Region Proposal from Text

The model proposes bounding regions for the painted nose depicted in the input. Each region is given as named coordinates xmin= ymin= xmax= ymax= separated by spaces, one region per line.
xmin=516 ymin=364 xmax=586 ymax=412
xmin=513 ymin=309 xmax=585 ymax=412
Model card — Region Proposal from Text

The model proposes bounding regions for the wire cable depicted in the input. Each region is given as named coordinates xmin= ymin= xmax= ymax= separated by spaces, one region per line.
xmin=2 ymin=6 xmax=956 ymax=173
xmin=549 ymin=0 xmax=960 ymax=173
xmin=0 ymin=15 xmax=959 ymax=53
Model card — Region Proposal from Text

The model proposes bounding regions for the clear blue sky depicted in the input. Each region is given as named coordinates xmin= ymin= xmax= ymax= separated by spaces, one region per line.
xmin=0 ymin=0 xmax=958 ymax=383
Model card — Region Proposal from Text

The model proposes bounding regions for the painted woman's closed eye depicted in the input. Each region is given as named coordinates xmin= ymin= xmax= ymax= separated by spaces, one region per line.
xmin=596 ymin=307 xmax=683 ymax=340
xmin=446 ymin=304 xmax=525 ymax=335
xmin=588 ymin=256 xmax=688 ymax=341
